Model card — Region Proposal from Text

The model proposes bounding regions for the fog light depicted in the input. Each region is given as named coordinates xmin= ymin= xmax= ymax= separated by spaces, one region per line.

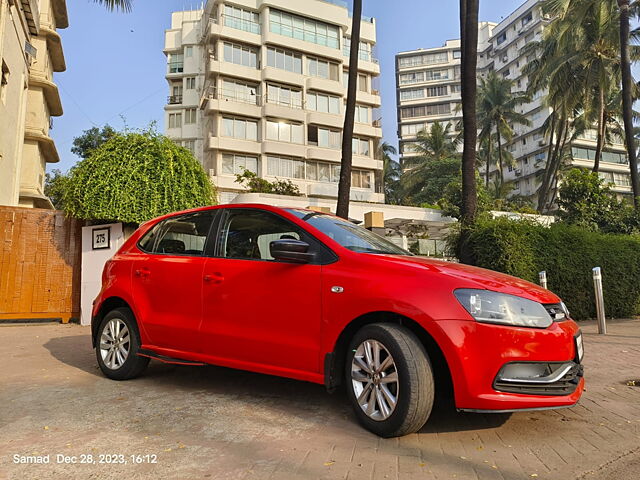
xmin=497 ymin=362 xmax=575 ymax=384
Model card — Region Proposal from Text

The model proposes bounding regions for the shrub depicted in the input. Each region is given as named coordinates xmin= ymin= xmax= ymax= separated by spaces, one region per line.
xmin=234 ymin=169 xmax=302 ymax=196
xmin=457 ymin=217 xmax=640 ymax=320
xmin=63 ymin=129 xmax=215 ymax=224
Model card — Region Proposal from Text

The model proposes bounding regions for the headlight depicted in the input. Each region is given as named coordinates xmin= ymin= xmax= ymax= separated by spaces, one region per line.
xmin=454 ymin=289 xmax=552 ymax=328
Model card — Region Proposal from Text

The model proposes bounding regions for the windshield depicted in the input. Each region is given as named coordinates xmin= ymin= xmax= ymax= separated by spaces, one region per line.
xmin=287 ymin=209 xmax=412 ymax=256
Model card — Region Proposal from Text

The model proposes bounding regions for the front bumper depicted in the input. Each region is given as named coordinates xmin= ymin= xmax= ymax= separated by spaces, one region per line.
xmin=433 ymin=318 xmax=584 ymax=412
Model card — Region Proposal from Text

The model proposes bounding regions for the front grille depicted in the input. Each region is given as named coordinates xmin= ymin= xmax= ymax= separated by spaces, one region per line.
xmin=494 ymin=363 xmax=583 ymax=396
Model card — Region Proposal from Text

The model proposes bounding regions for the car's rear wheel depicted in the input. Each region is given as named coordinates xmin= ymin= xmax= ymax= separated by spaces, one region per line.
xmin=345 ymin=323 xmax=434 ymax=437
xmin=96 ymin=307 xmax=149 ymax=380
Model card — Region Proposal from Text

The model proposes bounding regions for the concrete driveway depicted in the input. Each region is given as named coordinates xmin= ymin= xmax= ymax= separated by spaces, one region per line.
xmin=1 ymin=319 xmax=639 ymax=480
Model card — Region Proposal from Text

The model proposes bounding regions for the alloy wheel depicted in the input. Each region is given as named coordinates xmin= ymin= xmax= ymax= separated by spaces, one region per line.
xmin=100 ymin=318 xmax=130 ymax=370
xmin=351 ymin=339 xmax=399 ymax=421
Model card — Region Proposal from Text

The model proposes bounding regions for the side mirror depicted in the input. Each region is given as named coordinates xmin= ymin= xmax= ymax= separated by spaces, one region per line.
xmin=270 ymin=239 xmax=315 ymax=264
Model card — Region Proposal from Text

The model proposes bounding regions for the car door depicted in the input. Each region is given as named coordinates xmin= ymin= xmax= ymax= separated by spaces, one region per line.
xmin=200 ymin=208 xmax=328 ymax=375
xmin=131 ymin=210 xmax=216 ymax=353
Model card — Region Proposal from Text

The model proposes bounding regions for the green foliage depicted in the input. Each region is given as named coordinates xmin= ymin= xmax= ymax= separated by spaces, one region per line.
xmin=457 ymin=216 xmax=640 ymax=320
xmin=234 ymin=169 xmax=302 ymax=196
xmin=44 ymin=169 xmax=69 ymax=210
xmin=63 ymin=129 xmax=215 ymax=224
xmin=409 ymin=158 xmax=461 ymax=206
xmin=558 ymin=168 xmax=639 ymax=234
xmin=71 ymin=125 xmax=117 ymax=160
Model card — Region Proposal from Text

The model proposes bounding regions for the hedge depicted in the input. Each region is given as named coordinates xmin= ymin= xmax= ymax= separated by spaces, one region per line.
xmin=460 ymin=217 xmax=640 ymax=320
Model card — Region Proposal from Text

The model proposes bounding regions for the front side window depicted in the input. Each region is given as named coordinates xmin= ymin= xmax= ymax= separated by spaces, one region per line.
xmin=139 ymin=212 xmax=214 ymax=256
xmin=222 ymin=153 xmax=258 ymax=175
xmin=220 ymin=209 xmax=305 ymax=260
xmin=222 ymin=117 xmax=258 ymax=140
xmin=287 ymin=210 xmax=410 ymax=256
xmin=266 ymin=47 xmax=302 ymax=74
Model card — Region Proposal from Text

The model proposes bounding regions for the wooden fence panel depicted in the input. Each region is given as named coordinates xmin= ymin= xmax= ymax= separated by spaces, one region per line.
xmin=0 ymin=206 xmax=82 ymax=322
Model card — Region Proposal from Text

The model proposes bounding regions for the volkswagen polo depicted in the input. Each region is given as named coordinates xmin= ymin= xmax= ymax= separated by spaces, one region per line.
xmin=92 ymin=204 xmax=584 ymax=437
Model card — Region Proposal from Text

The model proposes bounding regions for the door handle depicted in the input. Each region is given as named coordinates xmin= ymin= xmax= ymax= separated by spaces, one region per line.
xmin=135 ymin=268 xmax=151 ymax=278
xmin=204 ymin=273 xmax=224 ymax=284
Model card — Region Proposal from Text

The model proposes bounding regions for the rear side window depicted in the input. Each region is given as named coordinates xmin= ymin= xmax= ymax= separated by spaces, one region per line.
xmin=138 ymin=212 xmax=215 ymax=256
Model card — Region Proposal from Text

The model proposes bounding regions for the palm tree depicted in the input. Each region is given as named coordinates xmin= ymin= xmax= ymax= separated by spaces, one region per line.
xmin=477 ymin=71 xmax=530 ymax=187
xmin=378 ymin=142 xmax=401 ymax=204
xmin=538 ymin=0 xmax=621 ymax=172
xmin=92 ymin=0 xmax=132 ymax=11
xmin=336 ymin=0 xmax=362 ymax=219
xmin=618 ymin=0 xmax=640 ymax=208
xmin=459 ymin=0 xmax=480 ymax=234
xmin=401 ymin=122 xmax=460 ymax=201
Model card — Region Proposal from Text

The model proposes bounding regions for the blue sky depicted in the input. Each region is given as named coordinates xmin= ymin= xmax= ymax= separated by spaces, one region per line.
xmin=50 ymin=0 xmax=525 ymax=173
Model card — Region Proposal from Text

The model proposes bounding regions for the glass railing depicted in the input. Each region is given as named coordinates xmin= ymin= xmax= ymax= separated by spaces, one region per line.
xmin=222 ymin=15 xmax=260 ymax=35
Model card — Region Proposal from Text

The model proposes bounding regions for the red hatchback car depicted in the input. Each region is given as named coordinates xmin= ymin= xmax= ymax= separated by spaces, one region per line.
xmin=92 ymin=204 xmax=584 ymax=437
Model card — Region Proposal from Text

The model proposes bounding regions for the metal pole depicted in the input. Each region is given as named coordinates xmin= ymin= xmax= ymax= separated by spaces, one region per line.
xmin=593 ymin=267 xmax=606 ymax=335
xmin=539 ymin=271 xmax=547 ymax=289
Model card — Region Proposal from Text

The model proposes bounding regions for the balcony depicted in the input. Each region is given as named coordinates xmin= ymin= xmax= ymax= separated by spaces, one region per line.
xmin=203 ymin=86 xmax=262 ymax=117
xmin=222 ymin=14 xmax=261 ymax=35
xmin=168 ymin=95 xmax=183 ymax=105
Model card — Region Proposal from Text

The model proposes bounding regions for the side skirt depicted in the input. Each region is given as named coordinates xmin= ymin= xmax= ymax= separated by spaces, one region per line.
xmin=137 ymin=348 xmax=207 ymax=366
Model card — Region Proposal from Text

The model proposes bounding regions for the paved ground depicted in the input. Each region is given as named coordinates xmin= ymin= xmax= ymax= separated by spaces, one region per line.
xmin=0 ymin=319 xmax=639 ymax=480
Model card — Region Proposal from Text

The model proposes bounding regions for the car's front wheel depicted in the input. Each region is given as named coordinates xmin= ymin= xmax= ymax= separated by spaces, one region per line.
xmin=345 ymin=323 xmax=434 ymax=437
xmin=96 ymin=307 xmax=149 ymax=380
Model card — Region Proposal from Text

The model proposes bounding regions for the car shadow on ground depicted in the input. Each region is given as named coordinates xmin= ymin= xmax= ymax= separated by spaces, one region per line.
xmin=44 ymin=334 xmax=511 ymax=434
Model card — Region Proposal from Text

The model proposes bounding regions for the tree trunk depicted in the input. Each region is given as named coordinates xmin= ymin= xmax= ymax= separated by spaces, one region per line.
xmin=496 ymin=127 xmax=504 ymax=187
xmin=546 ymin=121 xmax=570 ymax=211
xmin=618 ymin=0 xmax=640 ymax=208
xmin=485 ymin=137 xmax=491 ymax=188
xmin=537 ymin=113 xmax=557 ymax=212
xmin=538 ymin=116 xmax=565 ymax=212
xmin=458 ymin=0 xmax=479 ymax=264
xmin=592 ymin=87 xmax=605 ymax=173
xmin=336 ymin=0 xmax=362 ymax=219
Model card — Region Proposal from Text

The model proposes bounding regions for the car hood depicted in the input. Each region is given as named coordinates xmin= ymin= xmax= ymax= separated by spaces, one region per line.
xmin=376 ymin=255 xmax=560 ymax=304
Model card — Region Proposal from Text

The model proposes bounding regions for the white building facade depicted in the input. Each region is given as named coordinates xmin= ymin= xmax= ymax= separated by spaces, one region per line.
xmin=395 ymin=23 xmax=495 ymax=166
xmin=164 ymin=0 xmax=383 ymax=205
xmin=395 ymin=0 xmax=632 ymax=201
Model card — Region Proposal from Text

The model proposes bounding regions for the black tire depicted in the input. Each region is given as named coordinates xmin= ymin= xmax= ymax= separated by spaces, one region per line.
xmin=345 ymin=323 xmax=434 ymax=437
xmin=96 ymin=307 xmax=149 ymax=380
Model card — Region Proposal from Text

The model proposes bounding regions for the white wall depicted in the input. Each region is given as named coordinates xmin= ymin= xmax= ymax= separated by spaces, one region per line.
xmin=80 ymin=223 xmax=125 ymax=326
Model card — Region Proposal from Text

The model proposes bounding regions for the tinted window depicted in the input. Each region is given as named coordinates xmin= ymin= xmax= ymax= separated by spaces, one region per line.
xmin=220 ymin=209 xmax=305 ymax=260
xmin=139 ymin=212 xmax=214 ymax=256
xmin=286 ymin=209 xmax=411 ymax=256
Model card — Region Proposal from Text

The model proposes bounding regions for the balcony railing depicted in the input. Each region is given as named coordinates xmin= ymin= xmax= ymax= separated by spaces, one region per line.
xmin=222 ymin=14 xmax=261 ymax=35
xmin=264 ymin=95 xmax=304 ymax=109
xmin=206 ymin=86 xmax=262 ymax=106
xmin=168 ymin=95 xmax=183 ymax=105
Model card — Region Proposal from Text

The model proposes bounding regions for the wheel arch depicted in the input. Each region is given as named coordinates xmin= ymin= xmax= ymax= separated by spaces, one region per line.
xmin=91 ymin=296 xmax=134 ymax=348
xmin=324 ymin=312 xmax=454 ymax=403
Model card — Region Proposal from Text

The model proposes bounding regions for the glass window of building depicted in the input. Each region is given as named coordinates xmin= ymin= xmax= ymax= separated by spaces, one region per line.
xmin=267 ymin=156 xmax=305 ymax=179
xmin=224 ymin=5 xmax=260 ymax=34
xmin=306 ymin=92 xmax=340 ymax=114
xmin=221 ymin=79 xmax=259 ymax=104
xmin=269 ymin=9 xmax=339 ymax=48
xmin=169 ymin=53 xmax=184 ymax=73
xmin=222 ymin=154 xmax=258 ymax=175
xmin=184 ymin=108 xmax=197 ymax=124
xmin=168 ymin=113 xmax=181 ymax=128
xmin=266 ymin=47 xmax=302 ymax=74
xmin=307 ymin=57 xmax=339 ymax=81
xmin=355 ymin=105 xmax=370 ymax=123
xmin=266 ymin=84 xmax=302 ymax=108
xmin=266 ymin=120 xmax=303 ymax=144
xmin=223 ymin=42 xmax=258 ymax=68
xmin=222 ymin=117 xmax=258 ymax=141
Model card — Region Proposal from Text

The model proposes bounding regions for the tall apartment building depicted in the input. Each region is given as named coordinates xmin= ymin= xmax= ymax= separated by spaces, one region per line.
xmin=0 ymin=0 xmax=68 ymax=208
xmin=396 ymin=0 xmax=633 ymax=201
xmin=164 ymin=0 xmax=383 ymax=205
xmin=482 ymin=0 xmax=631 ymax=198
xmin=395 ymin=23 xmax=495 ymax=165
